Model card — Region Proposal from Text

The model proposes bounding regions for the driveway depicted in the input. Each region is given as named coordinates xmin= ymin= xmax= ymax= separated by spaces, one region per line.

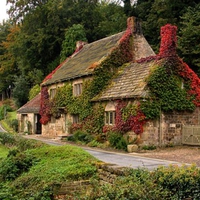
xmin=23 ymin=135 xmax=184 ymax=171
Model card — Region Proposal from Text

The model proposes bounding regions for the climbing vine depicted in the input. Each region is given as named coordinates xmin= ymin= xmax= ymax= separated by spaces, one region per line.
xmin=39 ymin=87 xmax=51 ymax=125
xmin=104 ymin=100 xmax=146 ymax=135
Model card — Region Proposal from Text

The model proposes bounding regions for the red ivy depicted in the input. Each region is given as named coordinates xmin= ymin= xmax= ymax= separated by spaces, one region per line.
xmin=114 ymin=100 xmax=146 ymax=134
xmin=137 ymin=24 xmax=178 ymax=63
xmin=137 ymin=23 xmax=200 ymax=107
xmin=158 ymin=24 xmax=177 ymax=58
xmin=178 ymin=59 xmax=200 ymax=106
xmin=39 ymin=86 xmax=51 ymax=125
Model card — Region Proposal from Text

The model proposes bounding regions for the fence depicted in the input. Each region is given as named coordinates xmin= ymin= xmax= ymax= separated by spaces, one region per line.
xmin=182 ymin=125 xmax=200 ymax=145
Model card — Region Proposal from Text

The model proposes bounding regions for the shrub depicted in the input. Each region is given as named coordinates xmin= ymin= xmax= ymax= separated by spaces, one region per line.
xmin=0 ymin=132 xmax=16 ymax=146
xmin=68 ymin=130 xmax=94 ymax=144
xmin=10 ymin=119 xmax=19 ymax=132
xmin=0 ymin=150 xmax=36 ymax=181
xmin=107 ymin=132 xmax=127 ymax=151
xmin=142 ymin=144 xmax=157 ymax=150
xmin=0 ymin=105 xmax=12 ymax=120
xmin=153 ymin=164 xmax=200 ymax=199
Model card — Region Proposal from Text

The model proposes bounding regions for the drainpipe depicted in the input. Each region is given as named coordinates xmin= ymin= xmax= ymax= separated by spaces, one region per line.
xmin=159 ymin=107 xmax=163 ymax=147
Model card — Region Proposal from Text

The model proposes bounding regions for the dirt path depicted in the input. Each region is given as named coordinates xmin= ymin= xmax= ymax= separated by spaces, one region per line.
xmin=138 ymin=146 xmax=200 ymax=167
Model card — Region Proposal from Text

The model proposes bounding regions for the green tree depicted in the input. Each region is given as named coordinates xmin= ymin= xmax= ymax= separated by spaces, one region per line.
xmin=178 ymin=3 xmax=200 ymax=76
xmin=60 ymin=24 xmax=87 ymax=62
xmin=29 ymin=84 xmax=40 ymax=100
xmin=12 ymin=75 xmax=29 ymax=107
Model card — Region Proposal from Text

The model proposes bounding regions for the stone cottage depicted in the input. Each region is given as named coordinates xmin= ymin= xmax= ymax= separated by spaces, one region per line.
xmin=39 ymin=16 xmax=155 ymax=138
xmin=21 ymin=16 xmax=200 ymax=146
xmin=17 ymin=93 xmax=41 ymax=134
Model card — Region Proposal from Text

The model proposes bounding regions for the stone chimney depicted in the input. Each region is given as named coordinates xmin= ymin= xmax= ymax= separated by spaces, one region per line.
xmin=75 ymin=41 xmax=87 ymax=50
xmin=127 ymin=16 xmax=143 ymax=35
xmin=158 ymin=24 xmax=177 ymax=57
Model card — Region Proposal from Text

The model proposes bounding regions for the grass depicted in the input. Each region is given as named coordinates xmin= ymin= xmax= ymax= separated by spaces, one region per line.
xmin=0 ymin=137 xmax=99 ymax=199
xmin=0 ymin=144 xmax=9 ymax=159
xmin=1 ymin=111 xmax=17 ymax=133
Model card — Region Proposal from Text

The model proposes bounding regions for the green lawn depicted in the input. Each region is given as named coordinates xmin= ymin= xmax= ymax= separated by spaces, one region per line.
xmin=0 ymin=144 xmax=9 ymax=159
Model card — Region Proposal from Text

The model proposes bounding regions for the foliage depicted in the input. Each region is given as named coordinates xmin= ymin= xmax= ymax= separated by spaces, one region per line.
xmin=12 ymin=75 xmax=30 ymax=108
xmin=86 ymin=164 xmax=200 ymax=200
xmin=179 ymin=3 xmax=200 ymax=76
xmin=10 ymin=119 xmax=18 ymax=132
xmin=60 ymin=24 xmax=87 ymax=62
xmin=0 ymin=104 xmax=12 ymax=120
xmin=0 ymin=143 xmax=98 ymax=199
xmin=39 ymin=86 xmax=51 ymax=125
xmin=28 ymin=84 xmax=40 ymax=100
xmin=114 ymin=100 xmax=146 ymax=134
xmin=0 ymin=145 xmax=9 ymax=159
xmin=107 ymin=131 xmax=128 ymax=151
xmin=153 ymin=164 xmax=200 ymax=199
xmin=68 ymin=130 xmax=94 ymax=144
xmin=0 ymin=132 xmax=16 ymax=146
xmin=147 ymin=59 xmax=195 ymax=112
xmin=0 ymin=150 xmax=36 ymax=181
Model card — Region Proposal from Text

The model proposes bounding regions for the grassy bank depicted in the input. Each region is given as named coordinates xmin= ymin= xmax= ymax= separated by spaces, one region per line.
xmin=0 ymin=132 xmax=99 ymax=199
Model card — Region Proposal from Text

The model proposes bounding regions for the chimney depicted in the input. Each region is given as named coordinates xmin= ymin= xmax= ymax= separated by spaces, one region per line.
xmin=158 ymin=24 xmax=177 ymax=57
xmin=127 ymin=16 xmax=143 ymax=35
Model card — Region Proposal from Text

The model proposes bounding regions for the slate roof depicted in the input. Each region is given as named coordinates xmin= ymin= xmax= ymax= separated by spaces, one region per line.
xmin=95 ymin=60 xmax=155 ymax=101
xmin=17 ymin=93 xmax=41 ymax=114
xmin=42 ymin=32 xmax=125 ymax=86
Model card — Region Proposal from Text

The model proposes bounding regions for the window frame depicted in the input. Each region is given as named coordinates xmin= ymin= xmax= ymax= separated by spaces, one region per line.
xmin=73 ymin=83 xmax=83 ymax=96
xmin=105 ymin=111 xmax=116 ymax=125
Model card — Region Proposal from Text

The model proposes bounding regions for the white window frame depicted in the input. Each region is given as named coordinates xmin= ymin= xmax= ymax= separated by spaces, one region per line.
xmin=105 ymin=111 xmax=116 ymax=125
xmin=73 ymin=83 xmax=83 ymax=96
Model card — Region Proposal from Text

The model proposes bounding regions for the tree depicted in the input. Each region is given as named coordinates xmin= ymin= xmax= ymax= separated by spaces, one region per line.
xmin=178 ymin=3 xmax=200 ymax=76
xmin=135 ymin=0 xmax=200 ymax=52
xmin=12 ymin=75 xmax=29 ymax=107
xmin=60 ymin=24 xmax=87 ymax=62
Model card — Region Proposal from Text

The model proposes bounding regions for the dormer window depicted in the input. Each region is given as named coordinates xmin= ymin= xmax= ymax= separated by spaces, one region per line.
xmin=73 ymin=83 xmax=82 ymax=96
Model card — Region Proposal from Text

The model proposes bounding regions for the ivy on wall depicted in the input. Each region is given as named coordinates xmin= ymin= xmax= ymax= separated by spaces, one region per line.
xmin=39 ymin=22 xmax=200 ymax=138
xmin=40 ymin=19 xmax=134 ymax=126
xmin=39 ymin=87 xmax=51 ymax=125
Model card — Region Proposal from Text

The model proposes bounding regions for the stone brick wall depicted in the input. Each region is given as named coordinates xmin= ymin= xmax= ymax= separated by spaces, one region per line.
xmin=140 ymin=108 xmax=200 ymax=146
xmin=53 ymin=163 xmax=128 ymax=199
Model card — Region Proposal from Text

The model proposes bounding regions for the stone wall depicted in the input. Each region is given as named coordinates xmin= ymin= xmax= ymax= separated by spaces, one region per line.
xmin=129 ymin=108 xmax=200 ymax=147
xmin=53 ymin=163 xmax=128 ymax=199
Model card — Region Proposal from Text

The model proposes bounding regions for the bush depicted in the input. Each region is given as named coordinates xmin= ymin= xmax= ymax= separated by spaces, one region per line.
xmin=0 ymin=150 xmax=36 ymax=181
xmin=86 ymin=165 xmax=200 ymax=200
xmin=10 ymin=119 xmax=19 ymax=132
xmin=0 ymin=105 xmax=12 ymax=120
xmin=68 ymin=130 xmax=94 ymax=144
xmin=153 ymin=164 xmax=200 ymax=199
xmin=107 ymin=132 xmax=127 ymax=151
xmin=0 ymin=132 xmax=16 ymax=146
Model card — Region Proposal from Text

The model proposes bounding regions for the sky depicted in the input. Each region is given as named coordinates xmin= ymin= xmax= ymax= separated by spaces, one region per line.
xmin=0 ymin=0 xmax=9 ymax=23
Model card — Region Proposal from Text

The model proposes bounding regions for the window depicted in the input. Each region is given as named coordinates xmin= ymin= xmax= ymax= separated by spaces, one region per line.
xmin=105 ymin=111 xmax=116 ymax=125
xmin=73 ymin=83 xmax=82 ymax=96
xmin=50 ymin=88 xmax=56 ymax=99
xmin=73 ymin=115 xmax=80 ymax=124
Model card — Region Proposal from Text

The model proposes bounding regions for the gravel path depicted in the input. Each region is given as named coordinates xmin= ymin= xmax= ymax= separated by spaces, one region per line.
xmin=137 ymin=146 xmax=200 ymax=167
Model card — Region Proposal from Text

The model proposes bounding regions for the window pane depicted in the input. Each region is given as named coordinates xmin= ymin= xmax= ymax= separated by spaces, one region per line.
xmin=109 ymin=112 xmax=113 ymax=124
xmin=105 ymin=112 xmax=109 ymax=124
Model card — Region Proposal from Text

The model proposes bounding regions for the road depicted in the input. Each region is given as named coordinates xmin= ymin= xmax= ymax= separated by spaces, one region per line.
xmin=22 ymin=135 xmax=183 ymax=171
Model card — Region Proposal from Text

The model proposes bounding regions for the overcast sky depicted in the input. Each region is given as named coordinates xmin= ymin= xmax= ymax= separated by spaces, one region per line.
xmin=0 ymin=0 xmax=9 ymax=23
